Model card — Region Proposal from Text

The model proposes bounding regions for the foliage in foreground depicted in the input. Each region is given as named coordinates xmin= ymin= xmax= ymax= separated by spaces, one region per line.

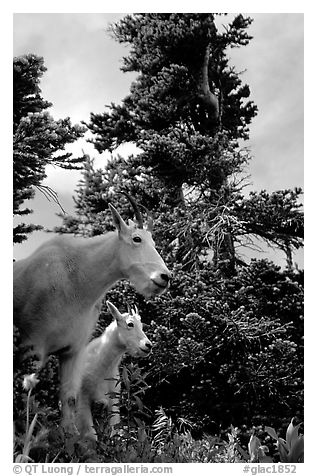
xmin=13 ymin=367 xmax=303 ymax=464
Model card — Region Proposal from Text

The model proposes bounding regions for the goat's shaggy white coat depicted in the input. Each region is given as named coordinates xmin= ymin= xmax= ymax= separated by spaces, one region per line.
xmin=76 ymin=301 xmax=152 ymax=440
xmin=14 ymin=202 xmax=169 ymax=432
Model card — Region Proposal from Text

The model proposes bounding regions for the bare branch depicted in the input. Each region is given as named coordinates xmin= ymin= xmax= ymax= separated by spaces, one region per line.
xmin=35 ymin=185 xmax=66 ymax=215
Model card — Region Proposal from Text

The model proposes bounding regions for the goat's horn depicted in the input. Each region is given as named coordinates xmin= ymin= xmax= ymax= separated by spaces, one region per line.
xmin=120 ymin=191 xmax=144 ymax=229
xmin=140 ymin=204 xmax=154 ymax=233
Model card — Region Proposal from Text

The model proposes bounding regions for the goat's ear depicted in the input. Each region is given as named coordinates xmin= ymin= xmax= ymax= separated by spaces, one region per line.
xmin=109 ymin=204 xmax=129 ymax=236
xmin=106 ymin=301 xmax=125 ymax=325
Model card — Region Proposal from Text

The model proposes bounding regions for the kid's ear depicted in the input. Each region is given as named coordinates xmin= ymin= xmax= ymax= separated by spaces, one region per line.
xmin=109 ymin=203 xmax=129 ymax=236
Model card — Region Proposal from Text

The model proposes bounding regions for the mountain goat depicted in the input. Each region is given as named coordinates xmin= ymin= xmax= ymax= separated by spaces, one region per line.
xmin=76 ymin=301 xmax=152 ymax=440
xmin=14 ymin=194 xmax=169 ymax=432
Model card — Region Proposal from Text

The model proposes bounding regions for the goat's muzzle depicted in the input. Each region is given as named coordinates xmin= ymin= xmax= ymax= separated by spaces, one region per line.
xmin=150 ymin=271 xmax=171 ymax=293
xmin=140 ymin=341 xmax=152 ymax=355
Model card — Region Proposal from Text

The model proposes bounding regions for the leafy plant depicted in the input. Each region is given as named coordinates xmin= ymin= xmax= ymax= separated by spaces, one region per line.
xmin=247 ymin=417 xmax=304 ymax=463
xmin=248 ymin=432 xmax=273 ymax=463
xmin=265 ymin=418 xmax=304 ymax=463
xmin=14 ymin=374 xmax=43 ymax=463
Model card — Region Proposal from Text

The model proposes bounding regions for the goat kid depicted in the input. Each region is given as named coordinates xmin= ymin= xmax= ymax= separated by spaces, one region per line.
xmin=14 ymin=194 xmax=170 ymax=433
xmin=76 ymin=301 xmax=152 ymax=440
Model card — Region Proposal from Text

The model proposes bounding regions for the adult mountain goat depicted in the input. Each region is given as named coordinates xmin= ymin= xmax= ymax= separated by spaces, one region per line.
xmin=76 ymin=301 xmax=152 ymax=440
xmin=13 ymin=194 xmax=170 ymax=432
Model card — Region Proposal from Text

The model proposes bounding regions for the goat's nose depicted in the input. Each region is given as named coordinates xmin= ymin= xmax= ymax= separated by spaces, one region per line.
xmin=145 ymin=341 xmax=152 ymax=350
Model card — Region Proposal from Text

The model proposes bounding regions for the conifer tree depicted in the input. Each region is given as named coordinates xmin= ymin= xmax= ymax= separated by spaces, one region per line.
xmin=56 ymin=14 xmax=303 ymax=430
xmin=80 ymin=13 xmax=303 ymax=272
xmin=13 ymin=54 xmax=86 ymax=243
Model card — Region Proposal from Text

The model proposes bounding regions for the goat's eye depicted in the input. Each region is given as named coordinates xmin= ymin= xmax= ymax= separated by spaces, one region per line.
xmin=127 ymin=322 xmax=134 ymax=328
xmin=133 ymin=236 xmax=142 ymax=243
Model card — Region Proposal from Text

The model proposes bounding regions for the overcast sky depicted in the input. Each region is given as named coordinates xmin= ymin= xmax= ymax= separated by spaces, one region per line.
xmin=13 ymin=13 xmax=304 ymax=266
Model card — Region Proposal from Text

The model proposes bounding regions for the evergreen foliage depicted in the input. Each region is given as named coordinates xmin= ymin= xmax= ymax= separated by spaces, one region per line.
xmin=13 ymin=54 xmax=86 ymax=243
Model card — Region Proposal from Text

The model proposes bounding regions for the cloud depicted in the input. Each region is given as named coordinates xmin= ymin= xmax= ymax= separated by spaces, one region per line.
xmin=14 ymin=13 xmax=134 ymax=122
xmin=228 ymin=13 xmax=304 ymax=191
xmin=13 ymin=13 xmax=304 ymax=263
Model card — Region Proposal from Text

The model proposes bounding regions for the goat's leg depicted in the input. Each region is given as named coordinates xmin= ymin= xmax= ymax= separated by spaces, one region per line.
xmin=76 ymin=393 xmax=97 ymax=441
xmin=107 ymin=384 xmax=121 ymax=436
xmin=59 ymin=349 xmax=85 ymax=435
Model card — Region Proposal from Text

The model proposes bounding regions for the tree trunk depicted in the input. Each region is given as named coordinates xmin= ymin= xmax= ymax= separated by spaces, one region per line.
xmin=197 ymin=43 xmax=219 ymax=122
xmin=212 ymin=229 xmax=236 ymax=277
